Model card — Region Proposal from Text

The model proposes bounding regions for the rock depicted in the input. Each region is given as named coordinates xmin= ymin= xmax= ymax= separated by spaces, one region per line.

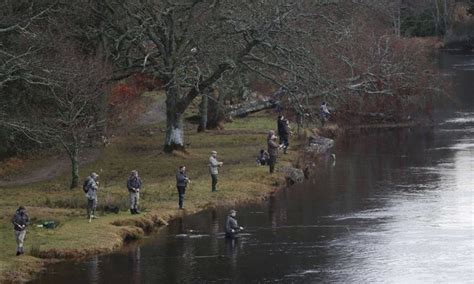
xmin=104 ymin=205 xmax=120 ymax=214
xmin=282 ymin=167 xmax=305 ymax=185
xmin=305 ymin=135 xmax=334 ymax=155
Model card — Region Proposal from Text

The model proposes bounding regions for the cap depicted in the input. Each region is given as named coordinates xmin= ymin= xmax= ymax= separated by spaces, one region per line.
xmin=211 ymin=150 xmax=217 ymax=154
xmin=18 ymin=206 xmax=26 ymax=211
xmin=230 ymin=209 xmax=237 ymax=214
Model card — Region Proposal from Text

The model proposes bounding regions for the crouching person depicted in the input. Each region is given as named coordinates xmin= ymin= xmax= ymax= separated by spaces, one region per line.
xmin=225 ymin=209 xmax=244 ymax=239
xmin=127 ymin=170 xmax=142 ymax=214
xmin=256 ymin=149 xmax=269 ymax=166
xmin=12 ymin=206 xmax=29 ymax=256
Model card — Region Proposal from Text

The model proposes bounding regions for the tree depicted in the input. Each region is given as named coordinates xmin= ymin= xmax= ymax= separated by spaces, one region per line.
xmin=0 ymin=0 xmax=58 ymax=155
xmin=1 ymin=1 xmax=110 ymax=188
xmin=83 ymin=0 xmax=324 ymax=152
xmin=0 ymin=0 xmax=55 ymax=88
xmin=38 ymin=45 xmax=110 ymax=188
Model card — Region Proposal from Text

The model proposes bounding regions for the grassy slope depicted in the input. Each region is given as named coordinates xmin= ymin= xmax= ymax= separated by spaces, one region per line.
xmin=0 ymin=112 xmax=300 ymax=282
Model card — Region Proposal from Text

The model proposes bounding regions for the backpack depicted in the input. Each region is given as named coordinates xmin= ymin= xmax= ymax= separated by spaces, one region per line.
xmin=82 ymin=177 xmax=90 ymax=193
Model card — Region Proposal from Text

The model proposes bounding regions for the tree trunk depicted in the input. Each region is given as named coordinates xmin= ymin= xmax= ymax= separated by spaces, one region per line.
xmin=393 ymin=4 xmax=401 ymax=37
xmin=164 ymin=88 xmax=185 ymax=153
xmin=434 ymin=0 xmax=441 ymax=35
xmin=197 ymin=93 xmax=208 ymax=132
xmin=207 ymin=89 xmax=226 ymax=129
xmin=65 ymin=136 xmax=80 ymax=189
xmin=443 ymin=0 xmax=449 ymax=34
xmin=226 ymin=98 xmax=276 ymax=118
xmin=69 ymin=148 xmax=79 ymax=189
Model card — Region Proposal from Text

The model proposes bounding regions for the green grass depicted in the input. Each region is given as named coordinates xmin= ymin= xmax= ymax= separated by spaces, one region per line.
xmin=0 ymin=112 xmax=301 ymax=282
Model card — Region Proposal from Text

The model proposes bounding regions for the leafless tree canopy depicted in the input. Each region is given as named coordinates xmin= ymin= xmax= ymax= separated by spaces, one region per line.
xmin=80 ymin=0 xmax=331 ymax=151
xmin=1 ymin=0 xmax=456 ymax=160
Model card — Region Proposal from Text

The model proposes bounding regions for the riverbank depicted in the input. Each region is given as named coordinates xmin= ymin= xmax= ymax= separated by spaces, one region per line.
xmin=0 ymin=112 xmax=302 ymax=282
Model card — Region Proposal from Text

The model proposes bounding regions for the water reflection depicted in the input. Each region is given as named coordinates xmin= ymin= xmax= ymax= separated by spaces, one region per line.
xmin=130 ymin=247 xmax=140 ymax=284
xmin=87 ymin=255 xmax=99 ymax=284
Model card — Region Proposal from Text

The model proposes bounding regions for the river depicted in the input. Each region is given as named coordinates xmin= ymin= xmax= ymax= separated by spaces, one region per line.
xmin=32 ymin=51 xmax=474 ymax=283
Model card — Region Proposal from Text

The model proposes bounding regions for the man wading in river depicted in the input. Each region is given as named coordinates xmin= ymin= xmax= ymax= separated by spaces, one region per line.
xmin=12 ymin=206 xmax=29 ymax=256
xmin=225 ymin=209 xmax=244 ymax=239
xmin=127 ymin=170 xmax=142 ymax=214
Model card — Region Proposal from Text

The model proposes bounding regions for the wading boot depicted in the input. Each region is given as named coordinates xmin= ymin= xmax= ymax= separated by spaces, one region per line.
xmin=130 ymin=209 xmax=135 ymax=214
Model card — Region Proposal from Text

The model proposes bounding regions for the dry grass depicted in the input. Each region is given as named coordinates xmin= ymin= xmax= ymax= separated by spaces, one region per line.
xmin=0 ymin=111 xmax=301 ymax=282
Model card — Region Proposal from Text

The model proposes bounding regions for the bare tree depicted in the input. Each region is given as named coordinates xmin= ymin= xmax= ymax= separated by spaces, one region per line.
xmin=0 ymin=0 xmax=59 ymax=155
xmin=82 ymin=0 xmax=325 ymax=152
xmin=0 ymin=0 xmax=56 ymax=88
xmin=38 ymin=46 xmax=109 ymax=188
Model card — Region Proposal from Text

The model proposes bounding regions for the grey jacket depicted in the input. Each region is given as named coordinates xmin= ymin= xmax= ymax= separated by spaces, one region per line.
xmin=176 ymin=171 xmax=189 ymax=187
xmin=225 ymin=215 xmax=240 ymax=234
xmin=268 ymin=139 xmax=279 ymax=157
xmin=12 ymin=210 xmax=29 ymax=231
xmin=209 ymin=156 xmax=220 ymax=175
xmin=85 ymin=178 xmax=99 ymax=200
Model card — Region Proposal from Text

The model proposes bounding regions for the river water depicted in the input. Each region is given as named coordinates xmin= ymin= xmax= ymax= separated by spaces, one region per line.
xmin=32 ymin=51 xmax=473 ymax=283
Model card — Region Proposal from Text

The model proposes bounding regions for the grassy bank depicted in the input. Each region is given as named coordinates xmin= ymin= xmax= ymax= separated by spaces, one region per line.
xmin=0 ymin=112 xmax=300 ymax=282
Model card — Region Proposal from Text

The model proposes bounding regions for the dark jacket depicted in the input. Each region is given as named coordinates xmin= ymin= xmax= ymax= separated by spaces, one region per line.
xmin=12 ymin=210 xmax=29 ymax=231
xmin=127 ymin=176 xmax=142 ymax=192
xmin=257 ymin=151 xmax=270 ymax=165
xmin=225 ymin=215 xmax=240 ymax=235
xmin=176 ymin=171 xmax=189 ymax=187
xmin=268 ymin=139 xmax=279 ymax=157
xmin=277 ymin=119 xmax=287 ymax=137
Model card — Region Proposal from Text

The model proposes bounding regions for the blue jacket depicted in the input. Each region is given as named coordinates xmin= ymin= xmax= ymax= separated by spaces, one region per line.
xmin=12 ymin=210 xmax=29 ymax=231
xmin=127 ymin=176 xmax=142 ymax=192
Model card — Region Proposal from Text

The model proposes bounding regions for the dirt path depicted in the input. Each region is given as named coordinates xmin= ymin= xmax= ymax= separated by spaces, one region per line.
xmin=0 ymin=148 xmax=101 ymax=187
xmin=0 ymin=94 xmax=168 ymax=188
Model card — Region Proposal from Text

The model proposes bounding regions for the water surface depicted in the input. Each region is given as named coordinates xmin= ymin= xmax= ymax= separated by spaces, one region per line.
xmin=32 ymin=52 xmax=474 ymax=283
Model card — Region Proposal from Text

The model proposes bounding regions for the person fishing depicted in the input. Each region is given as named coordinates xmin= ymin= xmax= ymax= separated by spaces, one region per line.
xmin=209 ymin=150 xmax=223 ymax=192
xmin=84 ymin=172 xmax=100 ymax=222
xmin=12 ymin=206 xmax=29 ymax=256
xmin=127 ymin=170 xmax=142 ymax=214
xmin=176 ymin=165 xmax=191 ymax=209
xmin=320 ymin=101 xmax=331 ymax=127
xmin=225 ymin=209 xmax=244 ymax=239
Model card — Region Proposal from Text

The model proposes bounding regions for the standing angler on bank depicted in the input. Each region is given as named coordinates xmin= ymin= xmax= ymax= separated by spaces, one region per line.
xmin=84 ymin=172 xmax=100 ymax=222
xmin=12 ymin=206 xmax=29 ymax=256
xmin=176 ymin=165 xmax=191 ymax=209
xmin=320 ymin=101 xmax=331 ymax=127
xmin=267 ymin=130 xmax=281 ymax=174
xmin=209 ymin=150 xmax=223 ymax=192
xmin=277 ymin=115 xmax=291 ymax=154
xmin=225 ymin=209 xmax=244 ymax=239
xmin=127 ymin=170 xmax=142 ymax=214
